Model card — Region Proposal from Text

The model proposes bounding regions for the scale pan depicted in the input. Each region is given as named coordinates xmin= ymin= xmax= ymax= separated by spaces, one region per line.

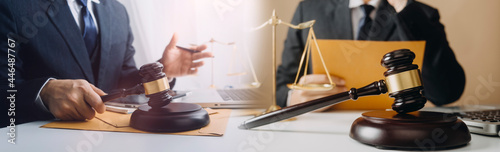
xmin=287 ymin=83 xmax=335 ymax=91
xmin=249 ymin=82 xmax=262 ymax=88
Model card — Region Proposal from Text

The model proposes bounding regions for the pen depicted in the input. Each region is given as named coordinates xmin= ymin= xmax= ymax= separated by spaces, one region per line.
xmin=176 ymin=45 xmax=199 ymax=53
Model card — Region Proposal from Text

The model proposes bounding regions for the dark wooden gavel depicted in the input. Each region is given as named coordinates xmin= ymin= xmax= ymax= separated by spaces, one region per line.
xmin=100 ymin=46 xmax=198 ymax=105
xmin=239 ymin=49 xmax=427 ymax=129
xmin=100 ymin=62 xmax=172 ymax=108
xmin=99 ymin=62 xmax=209 ymax=132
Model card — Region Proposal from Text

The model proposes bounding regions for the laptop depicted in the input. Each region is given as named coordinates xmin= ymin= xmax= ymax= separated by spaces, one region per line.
xmin=424 ymin=105 xmax=500 ymax=137
xmin=177 ymin=88 xmax=270 ymax=109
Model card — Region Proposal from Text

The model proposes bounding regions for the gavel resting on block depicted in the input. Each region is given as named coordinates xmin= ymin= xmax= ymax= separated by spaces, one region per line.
xmin=100 ymin=62 xmax=210 ymax=132
xmin=239 ymin=49 xmax=471 ymax=150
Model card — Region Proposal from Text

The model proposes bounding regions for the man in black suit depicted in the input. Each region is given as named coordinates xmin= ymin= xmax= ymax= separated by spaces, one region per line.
xmin=277 ymin=0 xmax=465 ymax=109
xmin=0 ymin=0 xmax=212 ymax=126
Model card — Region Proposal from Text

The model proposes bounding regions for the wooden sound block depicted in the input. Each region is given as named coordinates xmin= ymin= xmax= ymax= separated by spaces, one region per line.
xmin=130 ymin=103 xmax=210 ymax=132
xmin=350 ymin=110 xmax=471 ymax=150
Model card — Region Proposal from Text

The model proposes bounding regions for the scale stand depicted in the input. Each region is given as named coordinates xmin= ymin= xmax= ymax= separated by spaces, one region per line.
xmin=193 ymin=38 xmax=234 ymax=88
xmin=225 ymin=43 xmax=262 ymax=88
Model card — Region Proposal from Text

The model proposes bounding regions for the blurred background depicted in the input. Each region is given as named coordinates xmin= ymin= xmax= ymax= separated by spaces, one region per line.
xmin=118 ymin=0 xmax=500 ymax=107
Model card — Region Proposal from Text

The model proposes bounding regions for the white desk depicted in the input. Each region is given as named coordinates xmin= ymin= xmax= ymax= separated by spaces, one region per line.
xmin=1 ymin=110 xmax=499 ymax=152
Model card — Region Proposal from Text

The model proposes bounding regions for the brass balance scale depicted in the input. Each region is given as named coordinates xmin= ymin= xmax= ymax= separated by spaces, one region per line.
xmin=252 ymin=10 xmax=335 ymax=114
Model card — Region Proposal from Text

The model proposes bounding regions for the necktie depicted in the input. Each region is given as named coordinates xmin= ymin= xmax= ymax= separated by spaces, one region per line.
xmin=77 ymin=0 xmax=98 ymax=56
xmin=357 ymin=4 xmax=375 ymax=40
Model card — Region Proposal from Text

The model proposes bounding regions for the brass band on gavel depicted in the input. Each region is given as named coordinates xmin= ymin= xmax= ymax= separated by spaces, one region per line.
xmin=385 ymin=69 xmax=422 ymax=94
xmin=143 ymin=77 xmax=170 ymax=95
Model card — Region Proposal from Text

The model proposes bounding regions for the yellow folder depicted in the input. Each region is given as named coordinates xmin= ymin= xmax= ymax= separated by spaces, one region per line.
xmin=41 ymin=109 xmax=231 ymax=136
xmin=311 ymin=40 xmax=425 ymax=110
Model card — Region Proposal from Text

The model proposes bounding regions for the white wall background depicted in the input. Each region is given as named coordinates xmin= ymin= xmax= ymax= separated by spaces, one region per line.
xmin=117 ymin=0 xmax=272 ymax=94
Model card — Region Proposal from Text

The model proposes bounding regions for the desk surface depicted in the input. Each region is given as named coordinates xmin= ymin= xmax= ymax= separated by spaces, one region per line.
xmin=1 ymin=110 xmax=499 ymax=152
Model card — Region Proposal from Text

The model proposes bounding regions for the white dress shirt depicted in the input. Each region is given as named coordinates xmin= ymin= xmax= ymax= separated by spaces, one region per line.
xmin=67 ymin=0 xmax=100 ymax=33
xmin=35 ymin=0 xmax=101 ymax=113
xmin=349 ymin=0 xmax=380 ymax=39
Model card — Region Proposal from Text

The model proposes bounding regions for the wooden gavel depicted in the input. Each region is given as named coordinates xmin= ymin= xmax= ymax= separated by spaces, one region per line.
xmin=239 ymin=49 xmax=427 ymax=129
xmin=99 ymin=62 xmax=209 ymax=132
xmin=100 ymin=62 xmax=172 ymax=108
xmin=100 ymin=46 xmax=198 ymax=106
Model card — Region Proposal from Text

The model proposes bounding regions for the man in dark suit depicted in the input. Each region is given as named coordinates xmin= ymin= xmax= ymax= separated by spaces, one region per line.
xmin=277 ymin=0 xmax=466 ymax=109
xmin=0 ymin=0 xmax=212 ymax=127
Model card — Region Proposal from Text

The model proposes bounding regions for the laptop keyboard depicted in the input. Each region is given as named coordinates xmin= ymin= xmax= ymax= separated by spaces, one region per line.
xmin=217 ymin=89 xmax=260 ymax=101
xmin=454 ymin=110 xmax=500 ymax=122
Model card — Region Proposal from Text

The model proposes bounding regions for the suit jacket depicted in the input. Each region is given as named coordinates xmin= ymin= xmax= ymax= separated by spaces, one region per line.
xmin=0 ymin=0 xmax=147 ymax=126
xmin=276 ymin=0 xmax=466 ymax=107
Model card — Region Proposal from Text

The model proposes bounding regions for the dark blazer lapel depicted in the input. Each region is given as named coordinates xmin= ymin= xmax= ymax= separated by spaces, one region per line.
xmin=329 ymin=0 xmax=353 ymax=39
xmin=370 ymin=0 xmax=396 ymax=40
xmin=94 ymin=1 xmax=111 ymax=87
xmin=46 ymin=0 xmax=94 ymax=82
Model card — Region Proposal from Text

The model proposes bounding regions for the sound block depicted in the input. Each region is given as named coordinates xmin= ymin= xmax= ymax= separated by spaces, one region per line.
xmin=130 ymin=103 xmax=210 ymax=132
xmin=350 ymin=110 xmax=471 ymax=150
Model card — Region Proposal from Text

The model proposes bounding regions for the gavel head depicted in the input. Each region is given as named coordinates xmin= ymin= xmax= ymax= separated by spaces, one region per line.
xmin=139 ymin=62 xmax=172 ymax=108
xmin=381 ymin=49 xmax=427 ymax=113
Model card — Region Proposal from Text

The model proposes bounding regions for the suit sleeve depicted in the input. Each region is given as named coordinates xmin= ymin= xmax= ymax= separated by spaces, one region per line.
xmin=393 ymin=2 xmax=466 ymax=106
xmin=0 ymin=1 xmax=54 ymax=127
xmin=276 ymin=2 xmax=306 ymax=107
xmin=116 ymin=4 xmax=141 ymax=89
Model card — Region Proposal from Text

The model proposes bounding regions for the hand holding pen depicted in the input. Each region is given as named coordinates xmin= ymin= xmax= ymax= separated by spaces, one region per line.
xmin=159 ymin=33 xmax=213 ymax=77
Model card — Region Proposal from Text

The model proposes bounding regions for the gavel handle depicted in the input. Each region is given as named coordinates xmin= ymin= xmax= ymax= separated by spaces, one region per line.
xmin=101 ymin=84 xmax=145 ymax=102
xmin=239 ymin=80 xmax=388 ymax=129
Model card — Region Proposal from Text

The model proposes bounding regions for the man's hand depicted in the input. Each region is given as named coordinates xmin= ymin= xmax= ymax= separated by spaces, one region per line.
xmin=387 ymin=0 xmax=408 ymax=13
xmin=40 ymin=79 xmax=107 ymax=120
xmin=160 ymin=33 xmax=213 ymax=77
xmin=289 ymin=74 xmax=347 ymax=112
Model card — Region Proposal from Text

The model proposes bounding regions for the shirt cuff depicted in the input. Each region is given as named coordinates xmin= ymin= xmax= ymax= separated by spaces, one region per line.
xmin=35 ymin=78 xmax=56 ymax=113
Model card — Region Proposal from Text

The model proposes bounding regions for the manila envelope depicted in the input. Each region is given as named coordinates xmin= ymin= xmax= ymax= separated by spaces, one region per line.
xmin=311 ymin=40 xmax=425 ymax=110
xmin=41 ymin=108 xmax=231 ymax=137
